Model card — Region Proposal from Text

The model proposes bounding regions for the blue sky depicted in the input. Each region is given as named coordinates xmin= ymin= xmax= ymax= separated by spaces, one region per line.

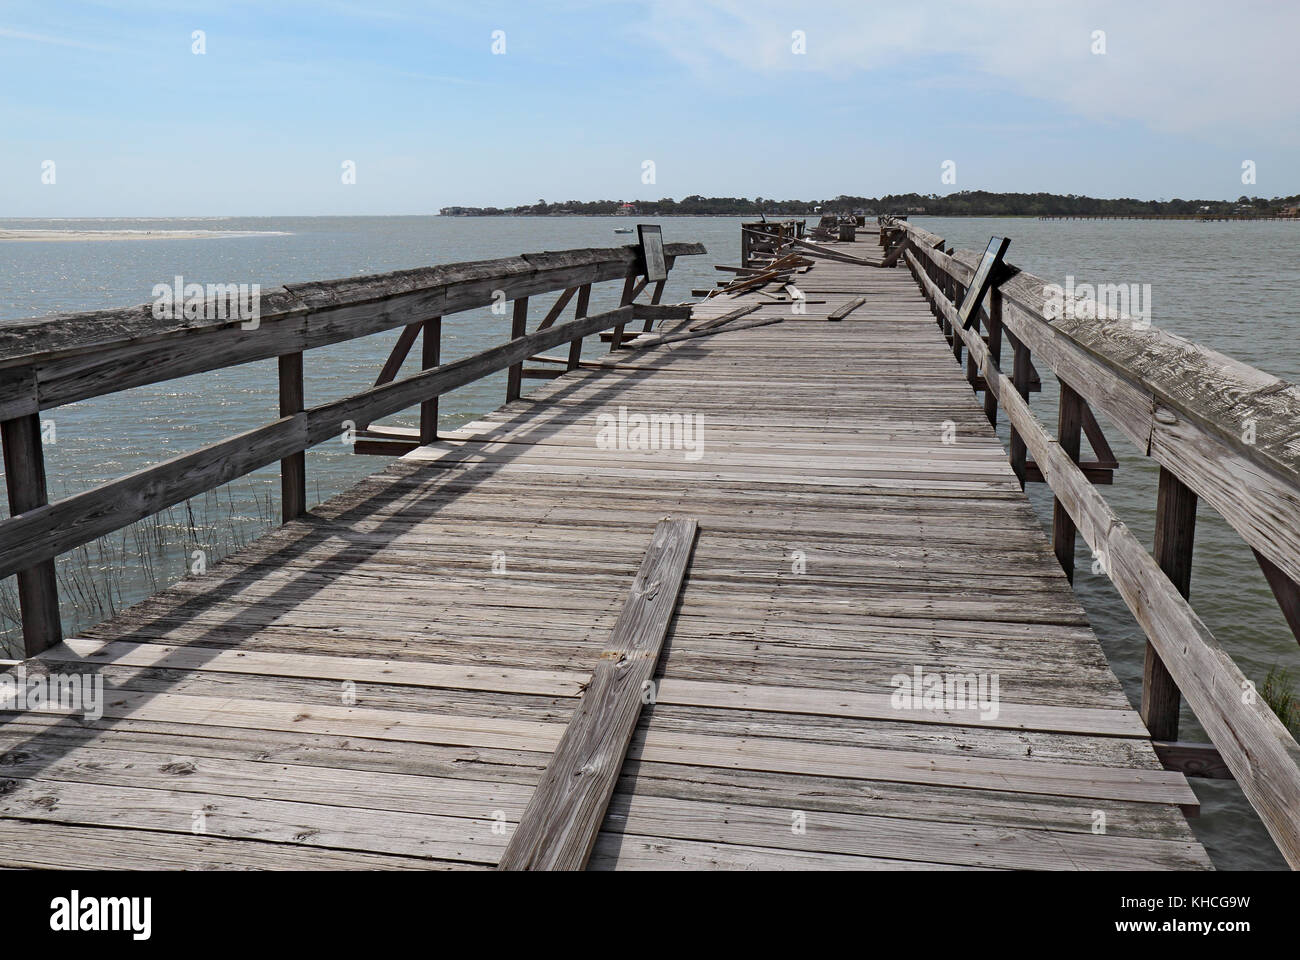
xmin=3 ymin=0 xmax=1298 ymax=216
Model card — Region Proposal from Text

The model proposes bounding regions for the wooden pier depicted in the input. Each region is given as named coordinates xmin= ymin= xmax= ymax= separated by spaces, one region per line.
xmin=1 ymin=222 xmax=1298 ymax=870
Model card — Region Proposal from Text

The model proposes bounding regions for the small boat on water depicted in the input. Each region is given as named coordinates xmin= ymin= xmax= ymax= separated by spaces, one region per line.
xmin=614 ymin=227 xmax=634 ymax=234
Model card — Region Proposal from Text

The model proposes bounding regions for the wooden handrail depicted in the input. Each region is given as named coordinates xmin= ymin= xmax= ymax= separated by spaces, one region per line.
xmin=890 ymin=218 xmax=1300 ymax=588
xmin=0 ymin=242 xmax=705 ymax=418
xmin=0 ymin=242 xmax=706 ymax=657
xmin=891 ymin=220 xmax=1300 ymax=868
xmin=0 ymin=303 xmax=679 ymax=582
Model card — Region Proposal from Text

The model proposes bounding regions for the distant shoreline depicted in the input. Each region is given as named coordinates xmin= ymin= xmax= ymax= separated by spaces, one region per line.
xmin=0 ymin=229 xmax=293 ymax=242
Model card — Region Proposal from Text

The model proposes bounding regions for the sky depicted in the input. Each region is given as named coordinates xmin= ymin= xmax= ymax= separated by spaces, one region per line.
xmin=2 ymin=0 xmax=1299 ymax=216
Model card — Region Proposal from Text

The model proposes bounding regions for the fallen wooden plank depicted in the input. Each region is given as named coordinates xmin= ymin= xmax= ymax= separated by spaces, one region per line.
xmin=690 ymin=304 xmax=760 ymax=332
xmin=498 ymin=517 xmax=699 ymax=871
xmin=827 ymin=297 xmax=868 ymax=321
xmin=628 ymin=315 xmax=782 ymax=350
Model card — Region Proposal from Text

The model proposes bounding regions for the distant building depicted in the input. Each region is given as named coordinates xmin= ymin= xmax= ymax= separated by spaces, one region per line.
xmin=616 ymin=202 xmax=637 ymax=215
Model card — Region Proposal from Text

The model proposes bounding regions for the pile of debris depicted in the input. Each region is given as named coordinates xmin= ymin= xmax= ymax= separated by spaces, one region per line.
xmin=693 ymin=251 xmax=816 ymax=303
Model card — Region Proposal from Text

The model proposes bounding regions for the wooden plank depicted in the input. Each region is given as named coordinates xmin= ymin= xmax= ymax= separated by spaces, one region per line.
xmin=690 ymin=304 xmax=760 ymax=332
xmin=1153 ymin=741 xmax=1233 ymax=780
xmin=567 ymin=284 xmax=591 ymax=371
xmin=1053 ymin=382 xmax=1084 ymax=581
xmin=505 ymin=297 xmax=529 ymax=403
xmin=419 ymin=317 xmax=441 ymax=444
xmin=983 ymin=291 xmax=1003 ymax=426
xmin=498 ymin=517 xmax=698 ymax=871
xmin=278 ymin=352 xmax=306 ymax=521
xmin=1143 ymin=467 xmax=1197 ymax=741
xmin=535 ymin=286 xmax=578 ymax=332
xmin=373 ymin=321 xmax=422 ymax=387
xmin=1254 ymin=548 xmax=1300 ymax=646
xmin=826 ymin=298 xmax=867 ymax=322
xmin=610 ymin=269 xmax=639 ymax=351
xmin=0 ymin=413 xmax=62 ymax=655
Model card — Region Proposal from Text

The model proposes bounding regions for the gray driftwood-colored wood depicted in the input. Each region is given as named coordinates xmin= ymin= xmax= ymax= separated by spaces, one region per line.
xmin=906 ymin=242 xmax=1300 ymax=867
xmin=1 ymin=413 xmax=62 ymax=655
xmin=0 ymin=304 xmax=638 ymax=578
xmin=897 ymin=220 xmax=1300 ymax=589
xmin=0 ymin=231 xmax=1214 ymax=872
xmin=0 ymin=243 xmax=705 ymax=419
xmin=498 ymin=517 xmax=698 ymax=870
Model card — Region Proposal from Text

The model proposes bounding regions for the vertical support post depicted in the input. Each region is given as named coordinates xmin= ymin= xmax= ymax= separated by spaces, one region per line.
xmin=965 ymin=293 xmax=980 ymax=388
xmin=642 ymin=278 xmax=667 ymax=331
xmin=1008 ymin=331 xmax=1031 ymax=489
xmin=278 ymin=352 xmax=306 ymax=522
xmin=567 ymin=284 xmax=591 ymax=371
xmin=1143 ymin=467 xmax=1197 ymax=740
xmin=1052 ymin=382 xmax=1084 ymax=581
xmin=419 ymin=317 xmax=441 ymax=444
xmin=1 ymin=414 xmax=62 ymax=656
xmin=950 ymin=276 xmax=965 ymax=364
xmin=506 ymin=297 xmax=528 ymax=403
xmin=983 ymin=291 xmax=1003 ymax=427
xmin=610 ymin=268 xmax=637 ymax=351
xmin=941 ymin=269 xmax=954 ymax=338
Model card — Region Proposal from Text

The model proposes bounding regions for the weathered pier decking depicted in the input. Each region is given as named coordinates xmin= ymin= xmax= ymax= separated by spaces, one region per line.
xmin=0 ymin=235 xmax=1222 ymax=871
xmin=4 ymin=221 xmax=1300 ymax=870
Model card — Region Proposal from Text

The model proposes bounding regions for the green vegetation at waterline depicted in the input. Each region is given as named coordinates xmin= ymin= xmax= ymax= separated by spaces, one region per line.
xmin=440 ymin=191 xmax=1300 ymax=219
xmin=0 ymin=481 xmax=279 ymax=659
xmin=1263 ymin=665 xmax=1300 ymax=739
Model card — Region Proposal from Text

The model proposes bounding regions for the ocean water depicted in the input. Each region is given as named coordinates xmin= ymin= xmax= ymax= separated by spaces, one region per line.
xmin=2 ymin=214 xmax=1297 ymax=869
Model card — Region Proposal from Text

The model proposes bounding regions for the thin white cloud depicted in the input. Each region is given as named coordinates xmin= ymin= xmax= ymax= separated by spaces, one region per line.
xmin=634 ymin=0 xmax=1300 ymax=146
xmin=0 ymin=25 xmax=115 ymax=51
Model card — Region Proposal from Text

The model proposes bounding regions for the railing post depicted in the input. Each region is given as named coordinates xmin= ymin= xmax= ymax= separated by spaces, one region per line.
xmin=1007 ymin=331 xmax=1031 ymax=489
xmin=567 ymin=284 xmax=591 ymax=371
xmin=610 ymin=268 xmax=638 ymax=351
xmin=506 ymin=297 xmax=529 ymax=403
xmin=983 ymin=290 xmax=1003 ymax=427
xmin=1143 ymin=466 xmax=1197 ymax=740
xmin=1 ymin=414 xmax=62 ymax=656
xmin=642 ymin=278 xmax=667 ymax=331
xmin=951 ymin=274 xmax=965 ymax=365
xmin=965 ymin=289 xmax=980 ymax=388
xmin=420 ymin=316 xmax=441 ymax=444
xmin=1052 ymin=382 xmax=1084 ymax=581
xmin=277 ymin=353 xmax=306 ymax=521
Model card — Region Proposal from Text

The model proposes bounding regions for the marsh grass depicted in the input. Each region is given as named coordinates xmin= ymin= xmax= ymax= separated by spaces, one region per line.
xmin=1 ymin=478 xmax=276 ymax=659
xmin=1263 ymin=665 xmax=1300 ymax=739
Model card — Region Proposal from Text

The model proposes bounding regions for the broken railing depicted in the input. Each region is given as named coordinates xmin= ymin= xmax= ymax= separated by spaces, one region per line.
xmin=883 ymin=216 xmax=1300 ymax=868
xmin=0 ymin=240 xmax=704 ymax=659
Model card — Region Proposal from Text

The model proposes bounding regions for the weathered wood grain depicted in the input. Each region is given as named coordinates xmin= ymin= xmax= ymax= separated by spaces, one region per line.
xmin=498 ymin=517 xmax=698 ymax=870
xmin=908 ymin=245 xmax=1300 ymax=866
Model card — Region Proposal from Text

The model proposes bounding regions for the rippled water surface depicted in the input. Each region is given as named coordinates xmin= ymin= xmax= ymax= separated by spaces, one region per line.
xmin=2 ymin=214 xmax=1297 ymax=869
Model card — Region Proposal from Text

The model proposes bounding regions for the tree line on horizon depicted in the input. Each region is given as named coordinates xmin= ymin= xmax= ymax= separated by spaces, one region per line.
xmin=439 ymin=190 xmax=1300 ymax=218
